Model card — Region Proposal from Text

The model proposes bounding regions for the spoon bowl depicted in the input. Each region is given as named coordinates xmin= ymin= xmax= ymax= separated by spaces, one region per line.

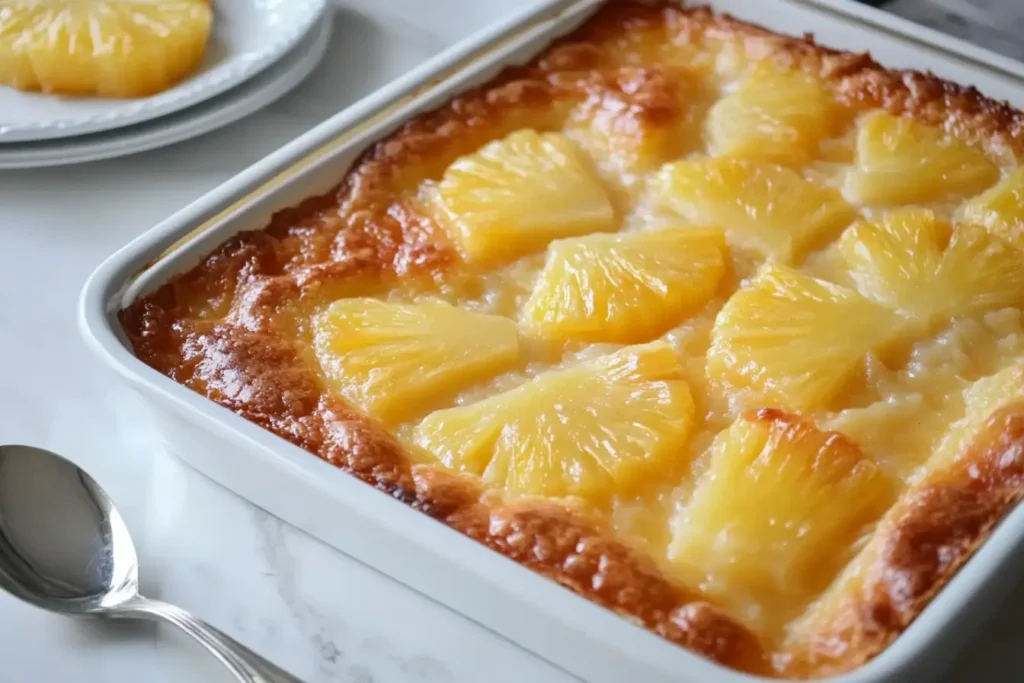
xmin=0 ymin=444 xmax=301 ymax=683
xmin=0 ymin=445 xmax=138 ymax=614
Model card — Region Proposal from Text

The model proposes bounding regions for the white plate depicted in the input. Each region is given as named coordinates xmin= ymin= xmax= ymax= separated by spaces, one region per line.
xmin=0 ymin=0 xmax=326 ymax=144
xmin=0 ymin=17 xmax=331 ymax=169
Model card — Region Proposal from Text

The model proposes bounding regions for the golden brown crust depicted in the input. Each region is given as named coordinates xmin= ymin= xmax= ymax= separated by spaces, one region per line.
xmin=788 ymin=404 xmax=1024 ymax=677
xmin=678 ymin=5 xmax=1024 ymax=155
xmin=119 ymin=2 xmax=1024 ymax=679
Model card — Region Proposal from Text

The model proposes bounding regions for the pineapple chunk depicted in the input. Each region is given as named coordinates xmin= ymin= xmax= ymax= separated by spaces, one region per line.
xmin=434 ymin=129 xmax=615 ymax=264
xmin=521 ymin=228 xmax=726 ymax=343
xmin=839 ymin=209 xmax=1024 ymax=322
xmin=669 ymin=409 xmax=892 ymax=632
xmin=312 ymin=299 xmax=520 ymax=424
xmin=0 ymin=0 xmax=212 ymax=97
xmin=567 ymin=66 xmax=706 ymax=177
xmin=708 ymin=65 xmax=839 ymax=165
xmin=413 ymin=342 xmax=695 ymax=501
xmin=651 ymin=157 xmax=854 ymax=261
xmin=958 ymin=168 xmax=1024 ymax=249
xmin=824 ymin=393 xmax=940 ymax=479
xmin=845 ymin=111 xmax=998 ymax=206
xmin=708 ymin=263 xmax=902 ymax=411
xmin=927 ymin=363 xmax=1024 ymax=471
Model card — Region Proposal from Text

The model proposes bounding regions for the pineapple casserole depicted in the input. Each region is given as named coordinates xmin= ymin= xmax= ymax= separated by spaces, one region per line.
xmin=0 ymin=0 xmax=212 ymax=97
xmin=121 ymin=2 xmax=1024 ymax=678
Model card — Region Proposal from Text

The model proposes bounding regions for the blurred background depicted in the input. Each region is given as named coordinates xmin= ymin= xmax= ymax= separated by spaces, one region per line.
xmin=868 ymin=0 xmax=1023 ymax=61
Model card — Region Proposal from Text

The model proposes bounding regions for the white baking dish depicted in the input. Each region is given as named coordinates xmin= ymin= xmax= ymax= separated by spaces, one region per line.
xmin=79 ymin=2 xmax=1024 ymax=681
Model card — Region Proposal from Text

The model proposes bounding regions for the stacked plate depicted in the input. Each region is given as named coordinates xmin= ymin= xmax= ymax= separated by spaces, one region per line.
xmin=0 ymin=0 xmax=331 ymax=169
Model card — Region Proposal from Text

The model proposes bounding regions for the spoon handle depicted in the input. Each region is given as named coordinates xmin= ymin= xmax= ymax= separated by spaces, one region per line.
xmin=123 ymin=598 xmax=304 ymax=683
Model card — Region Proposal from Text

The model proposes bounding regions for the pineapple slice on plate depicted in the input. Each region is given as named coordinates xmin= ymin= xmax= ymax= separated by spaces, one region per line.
xmin=312 ymin=298 xmax=520 ymax=425
xmin=927 ymin=363 xmax=1024 ymax=472
xmin=0 ymin=0 xmax=213 ymax=97
xmin=669 ymin=409 xmax=892 ymax=633
xmin=844 ymin=111 xmax=999 ymax=206
xmin=413 ymin=341 xmax=695 ymax=501
xmin=650 ymin=157 xmax=854 ymax=262
xmin=958 ymin=168 xmax=1024 ymax=249
xmin=708 ymin=64 xmax=839 ymax=165
xmin=839 ymin=209 xmax=1024 ymax=323
xmin=521 ymin=228 xmax=727 ymax=344
xmin=708 ymin=263 xmax=902 ymax=412
xmin=433 ymin=129 xmax=615 ymax=265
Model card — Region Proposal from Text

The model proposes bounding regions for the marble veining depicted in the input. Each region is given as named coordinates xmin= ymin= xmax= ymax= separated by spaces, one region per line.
xmin=1 ymin=1 xmax=1022 ymax=681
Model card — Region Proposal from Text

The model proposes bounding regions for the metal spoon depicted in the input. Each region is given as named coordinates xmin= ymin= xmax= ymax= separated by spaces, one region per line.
xmin=0 ymin=444 xmax=303 ymax=683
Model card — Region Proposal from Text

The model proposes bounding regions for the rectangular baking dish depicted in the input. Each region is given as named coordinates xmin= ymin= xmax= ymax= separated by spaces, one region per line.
xmin=79 ymin=2 xmax=1024 ymax=681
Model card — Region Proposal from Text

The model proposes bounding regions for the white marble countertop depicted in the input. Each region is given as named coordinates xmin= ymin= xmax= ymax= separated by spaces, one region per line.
xmin=1 ymin=2 xmax=1023 ymax=682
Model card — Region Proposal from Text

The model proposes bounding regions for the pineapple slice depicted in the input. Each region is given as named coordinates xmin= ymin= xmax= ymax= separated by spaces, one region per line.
xmin=708 ymin=263 xmax=902 ymax=411
xmin=927 ymin=363 xmax=1024 ymax=471
xmin=566 ymin=66 xmax=706 ymax=177
xmin=0 ymin=0 xmax=212 ymax=97
xmin=708 ymin=64 xmax=839 ymax=165
xmin=958 ymin=168 xmax=1024 ymax=249
xmin=651 ymin=157 xmax=854 ymax=261
xmin=312 ymin=298 xmax=520 ymax=424
xmin=669 ymin=409 xmax=892 ymax=632
xmin=824 ymin=393 xmax=940 ymax=479
xmin=839 ymin=209 xmax=1024 ymax=322
xmin=413 ymin=342 xmax=695 ymax=501
xmin=845 ymin=111 xmax=998 ymax=206
xmin=520 ymin=228 xmax=726 ymax=343
xmin=434 ymin=129 xmax=615 ymax=264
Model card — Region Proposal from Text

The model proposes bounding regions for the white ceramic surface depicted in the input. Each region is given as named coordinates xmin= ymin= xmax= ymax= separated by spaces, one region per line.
xmin=1 ymin=2 xmax=1022 ymax=683
xmin=0 ymin=0 xmax=325 ymax=143
xmin=0 ymin=18 xmax=332 ymax=170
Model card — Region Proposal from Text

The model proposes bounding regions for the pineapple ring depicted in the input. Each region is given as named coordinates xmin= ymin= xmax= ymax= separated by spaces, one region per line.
xmin=0 ymin=0 xmax=213 ymax=98
xmin=413 ymin=341 xmax=696 ymax=501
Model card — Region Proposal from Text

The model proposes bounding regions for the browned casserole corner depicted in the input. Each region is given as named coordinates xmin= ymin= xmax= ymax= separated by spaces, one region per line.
xmin=120 ymin=2 xmax=1024 ymax=678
